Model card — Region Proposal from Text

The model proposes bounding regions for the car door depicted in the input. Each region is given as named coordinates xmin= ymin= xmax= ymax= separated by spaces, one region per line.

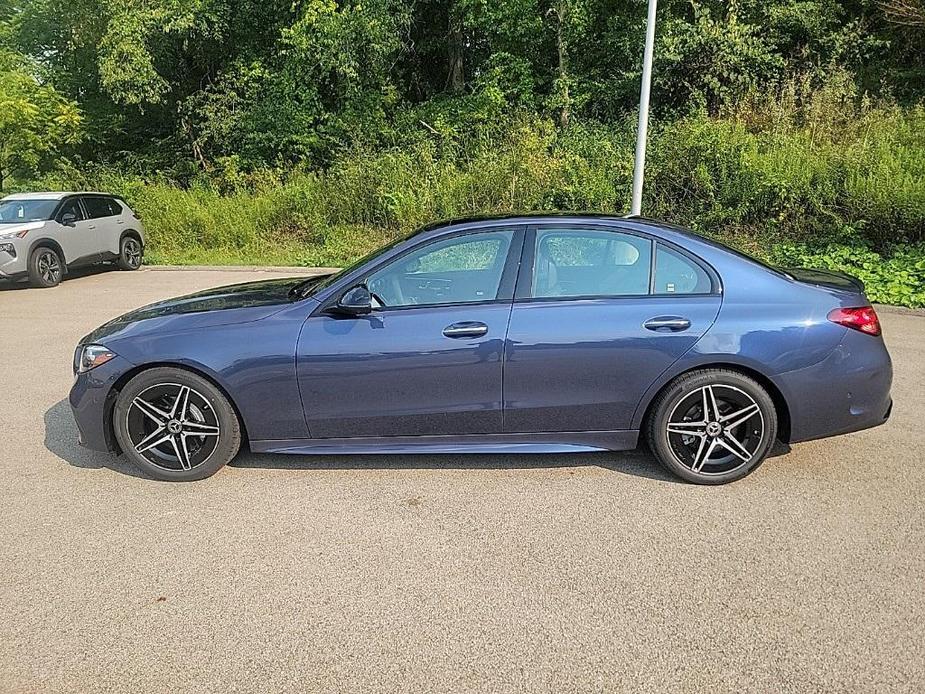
xmin=503 ymin=224 xmax=722 ymax=433
xmin=296 ymin=226 xmax=525 ymax=438
xmin=53 ymin=197 xmax=98 ymax=265
xmin=80 ymin=195 xmax=118 ymax=258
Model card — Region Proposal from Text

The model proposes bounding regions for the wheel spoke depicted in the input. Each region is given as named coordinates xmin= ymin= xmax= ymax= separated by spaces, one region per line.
xmin=702 ymin=385 xmax=720 ymax=422
xmin=135 ymin=429 xmax=170 ymax=453
xmin=692 ymin=438 xmax=717 ymax=472
xmin=132 ymin=397 xmax=170 ymax=425
xmin=181 ymin=421 xmax=220 ymax=436
xmin=171 ymin=436 xmax=192 ymax=470
xmin=720 ymin=402 xmax=759 ymax=428
xmin=667 ymin=421 xmax=707 ymax=436
xmin=171 ymin=385 xmax=191 ymax=421
xmin=716 ymin=434 xmax=751 ymax=462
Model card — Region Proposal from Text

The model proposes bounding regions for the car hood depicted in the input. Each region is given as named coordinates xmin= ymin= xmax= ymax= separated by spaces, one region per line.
xmin=0 ymin=221 xmax=47 ymax=238
xmin=81 ymin=276 xmax=328 ymax=345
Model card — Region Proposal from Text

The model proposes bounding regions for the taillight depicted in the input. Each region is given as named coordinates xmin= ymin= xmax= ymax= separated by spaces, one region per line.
xmin=827 ymin=306 xmax=881 ymax=336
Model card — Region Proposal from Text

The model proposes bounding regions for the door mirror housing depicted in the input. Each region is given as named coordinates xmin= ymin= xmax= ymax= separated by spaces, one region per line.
xmin=333 ymin=285 xmax=373 ymax=316
xmin=60 ymin=212 xmax=77 ymax=227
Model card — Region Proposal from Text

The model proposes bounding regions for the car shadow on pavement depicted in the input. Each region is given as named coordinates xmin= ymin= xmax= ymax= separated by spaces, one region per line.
xmin=1 ymin=264 xmax=115 ymax=291
xmin=44 ymin=399 xmax=152 ymax=479
xmin=45 ymin=398 xmax=790 ymax=483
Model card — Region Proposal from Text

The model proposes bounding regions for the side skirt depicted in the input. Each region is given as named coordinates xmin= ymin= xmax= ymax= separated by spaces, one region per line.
xmin=250 ymin=430 xmax=639 ymax=455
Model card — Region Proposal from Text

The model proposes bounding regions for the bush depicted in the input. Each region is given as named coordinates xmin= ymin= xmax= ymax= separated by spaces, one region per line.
xmin=23 ymin=96 xmax=925 ymax=307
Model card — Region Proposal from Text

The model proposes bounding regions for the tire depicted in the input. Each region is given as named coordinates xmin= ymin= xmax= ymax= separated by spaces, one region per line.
xmin=28 ymin=246 xmax=63 ymax=288
xmin=113 ymin=367 xmax=241 ymax=481
xmin=645 ymin=369 xmax=778 ymax=485
xmin=117 ymin=235 xmax=143 ymax=271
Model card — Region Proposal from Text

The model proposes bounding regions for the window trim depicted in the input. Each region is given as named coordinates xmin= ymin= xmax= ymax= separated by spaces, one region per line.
xmin=515 ymin=223 xmax=719 ymax=302
xmin=314 ymin=225 xmax=527 ymax=315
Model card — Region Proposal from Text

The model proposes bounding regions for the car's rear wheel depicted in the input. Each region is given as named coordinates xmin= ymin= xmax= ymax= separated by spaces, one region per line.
xmin=28 ymin=246 xmax=63 ymax=288
xmin=113 ymin=367 xmax=241 ymax=481
xmin=646 ymin=369 xmax=777 ymax=484
xmin=117 ymin=235 xmax=143 ymax=270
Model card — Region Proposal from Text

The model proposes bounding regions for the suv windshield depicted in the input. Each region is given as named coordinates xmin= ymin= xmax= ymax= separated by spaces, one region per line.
xmin=0 ymin=199 xmax=58 ymax=224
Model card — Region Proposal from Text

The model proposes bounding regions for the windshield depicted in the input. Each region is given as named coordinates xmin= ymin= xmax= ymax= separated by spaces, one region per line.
xmin=0 ymin=199 xmax=58 ymax=224
xmin=290 ymin=229 xmax=423 ymax=299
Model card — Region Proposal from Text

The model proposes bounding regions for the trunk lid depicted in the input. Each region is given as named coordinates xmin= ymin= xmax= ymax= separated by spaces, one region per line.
xmin=781 ymin=267 xmax=866 ymax=294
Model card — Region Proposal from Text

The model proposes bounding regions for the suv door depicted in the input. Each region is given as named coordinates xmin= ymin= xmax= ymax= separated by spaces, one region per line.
xmin=297 ymin=226 xmax=525 ymax=438
xmin=53 ymin=197 xmax=98 ymax=265
xmin=81 ymin=195 xmax=121 ymax=257
xmin=503 ymin=224 xmax=722 ymax=433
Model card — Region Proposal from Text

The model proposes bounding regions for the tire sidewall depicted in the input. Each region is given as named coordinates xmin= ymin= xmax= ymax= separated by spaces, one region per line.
xmin=113 ymin=367 xmax=241 ymax=481
xmin=647 ymin=370 xmax=778 ymax=485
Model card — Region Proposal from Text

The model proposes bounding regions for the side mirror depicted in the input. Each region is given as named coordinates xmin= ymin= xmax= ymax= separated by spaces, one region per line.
xmin=334 ymin=285 xmax=373 ymax=316
xmin=60 ymin=213 xmax=77 ymax=227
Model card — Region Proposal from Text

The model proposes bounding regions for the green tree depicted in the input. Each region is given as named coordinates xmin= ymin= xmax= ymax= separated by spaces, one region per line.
xmin=0 ymin=4 xmax=82 ymax=190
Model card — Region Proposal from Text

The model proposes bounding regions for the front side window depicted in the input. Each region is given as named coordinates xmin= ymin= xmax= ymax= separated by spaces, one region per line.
xmin=532 ymin=228 xmax=652 ymax=298
xmin=0 ymin=199 xmax=58 ymax=223
xmin=58 ymin=198 xmax=85 ymax=223
xmin=367 ymin=232 xmax=513 ymax=307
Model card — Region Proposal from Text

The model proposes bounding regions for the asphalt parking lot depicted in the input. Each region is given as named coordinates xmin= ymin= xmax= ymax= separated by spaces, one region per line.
xmin=1 ymin=266 xmax=923 ymax=693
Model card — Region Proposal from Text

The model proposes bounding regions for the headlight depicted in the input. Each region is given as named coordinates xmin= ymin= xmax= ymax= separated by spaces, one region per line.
xmin=76 ymin=344 xmax=117 ymax=373
xmin=0 ymin=243 xmax=15 ymax=257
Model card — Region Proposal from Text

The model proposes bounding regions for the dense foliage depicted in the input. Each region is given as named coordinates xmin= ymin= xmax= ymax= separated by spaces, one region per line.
xmin=2 ymin=0 xmax=924 ymax=304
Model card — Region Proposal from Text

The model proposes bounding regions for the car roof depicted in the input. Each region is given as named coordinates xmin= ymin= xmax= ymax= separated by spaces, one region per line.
xmin=1 ymin=191 xmax=115 ymax=201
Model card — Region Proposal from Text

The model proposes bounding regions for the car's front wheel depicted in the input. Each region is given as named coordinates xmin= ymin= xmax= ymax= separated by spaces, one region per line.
xmin=646 ymin=369 xmax=778 ymax=484
xmin=28 ymin=246 xmax=63 ymax=288
xmin=113 ymin=367 xmax=241 ymax=481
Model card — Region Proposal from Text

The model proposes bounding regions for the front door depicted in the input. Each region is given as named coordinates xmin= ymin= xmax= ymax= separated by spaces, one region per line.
xmin=55 ymin=197 xmax=98 ymax=265
xmin=503 ymin=225 xmax=722 ymax=433
xmin=297 ymin=227 xmax=524 ymax=439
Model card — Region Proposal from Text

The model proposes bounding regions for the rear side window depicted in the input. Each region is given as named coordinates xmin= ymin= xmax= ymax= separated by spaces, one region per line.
xmin=532 ymin=228 xmax=652 ymax=298
xmin=83 ymin=196 xmax=120 ymax=219
xmin=654 ymin=244 xmax=713 ymax=294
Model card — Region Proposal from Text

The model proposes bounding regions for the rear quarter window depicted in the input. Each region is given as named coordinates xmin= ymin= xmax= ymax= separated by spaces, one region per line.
xmin=654 ymin=244 xmax=713 ymax=294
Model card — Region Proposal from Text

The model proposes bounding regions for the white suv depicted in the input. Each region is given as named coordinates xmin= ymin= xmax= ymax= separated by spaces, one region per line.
xmin=0 ymin=192 xmax=146 ymax=288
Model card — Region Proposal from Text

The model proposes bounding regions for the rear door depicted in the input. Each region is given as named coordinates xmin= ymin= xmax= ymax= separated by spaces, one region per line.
xmin=81 ymin=195 xmax=120 ymax=257
xmin=503 ymin=224 xmax=722 ymax=433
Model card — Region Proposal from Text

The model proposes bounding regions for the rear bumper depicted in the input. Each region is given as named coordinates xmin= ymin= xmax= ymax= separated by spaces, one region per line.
xmin=69 ymin=355 xmax=134 ymax=452
xmin=775 ymin=328 xmax=893 ymax=443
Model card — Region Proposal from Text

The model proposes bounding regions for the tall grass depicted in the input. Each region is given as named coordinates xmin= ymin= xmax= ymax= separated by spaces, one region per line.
xmin=30 ymin=88 xmax=925 ymax=305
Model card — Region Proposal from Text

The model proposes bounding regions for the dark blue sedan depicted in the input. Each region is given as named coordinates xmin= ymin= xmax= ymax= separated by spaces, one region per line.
xmin=69 ymin=215 xmax=893 ymax=484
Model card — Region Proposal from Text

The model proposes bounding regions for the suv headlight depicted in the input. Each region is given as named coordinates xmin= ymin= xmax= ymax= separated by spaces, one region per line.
xmin=75 ymin=344 xmax=117 ymax=374
xmin=0 ymin=243 xmax=15 ymax=257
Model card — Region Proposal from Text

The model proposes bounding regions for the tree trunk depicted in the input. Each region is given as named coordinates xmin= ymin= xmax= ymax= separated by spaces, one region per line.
xmin=447 ymin=9 xmax=465 ymax=94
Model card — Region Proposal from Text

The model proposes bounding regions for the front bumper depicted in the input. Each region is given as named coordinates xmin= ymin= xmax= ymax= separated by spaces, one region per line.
xmin=775 ymin=328 xmax=893 ymax=443
xmin=0 ymin=244 xmax=27 ymax=279
xmin=69 ymin=355 xmax=135 ymax=452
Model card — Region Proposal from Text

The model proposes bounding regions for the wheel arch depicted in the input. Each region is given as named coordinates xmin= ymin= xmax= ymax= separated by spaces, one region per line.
xmin=119 ymin=228 xmax=143 ymax=246
xmin=104 ymin=361 xmax=250 ymax=454
xmin=636 ymin=362 xmax=792 ymax=444
xmin=28 ymin=238 xmax=68 ymax=269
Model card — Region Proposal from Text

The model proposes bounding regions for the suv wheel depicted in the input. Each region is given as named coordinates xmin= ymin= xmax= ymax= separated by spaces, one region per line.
xmin=117 ymin=236 xmax=143 ymax=270
xmin=28 ymin=247 xmax=63 ymax=288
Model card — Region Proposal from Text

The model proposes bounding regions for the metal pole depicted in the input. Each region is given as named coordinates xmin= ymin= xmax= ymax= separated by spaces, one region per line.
xmin=631 ymin=0 xmax=658 ymax=216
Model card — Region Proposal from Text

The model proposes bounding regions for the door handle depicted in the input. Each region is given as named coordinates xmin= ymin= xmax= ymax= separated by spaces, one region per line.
xmin=644 ymin=316 xmax=691 ymax=332
xmin=443 ymin=321 xmax=489 ymax=338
